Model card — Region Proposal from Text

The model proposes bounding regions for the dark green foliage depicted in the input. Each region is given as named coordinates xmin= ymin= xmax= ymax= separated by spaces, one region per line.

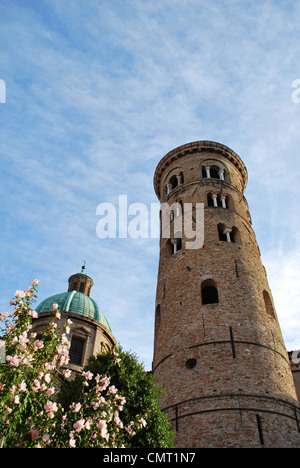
xmin=60 ymin=347 xmax=175 ymax=448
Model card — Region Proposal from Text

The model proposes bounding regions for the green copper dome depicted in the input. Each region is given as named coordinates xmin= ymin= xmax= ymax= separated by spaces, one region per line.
xmin=36 ymin=290 xmax=112 ymax=332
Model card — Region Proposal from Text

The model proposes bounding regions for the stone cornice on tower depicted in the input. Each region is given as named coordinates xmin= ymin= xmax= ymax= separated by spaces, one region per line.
xmin=154 ymin=140 xmax=248 ymax=199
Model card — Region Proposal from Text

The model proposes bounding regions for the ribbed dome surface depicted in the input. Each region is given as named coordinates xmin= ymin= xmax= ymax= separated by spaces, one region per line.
xmin=36 ymin=290 xmax=112 ymax=332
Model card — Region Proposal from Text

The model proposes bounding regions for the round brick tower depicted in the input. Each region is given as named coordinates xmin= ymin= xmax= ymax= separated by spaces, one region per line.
xmin=153 ymin=140 xmax=300 ymax=448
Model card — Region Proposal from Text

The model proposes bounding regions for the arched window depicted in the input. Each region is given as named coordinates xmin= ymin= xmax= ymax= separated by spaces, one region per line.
xmin=166 ymin=173 xmax=184 ymax=196
xmin=210 ymin=166 xmax=220 ymax=179
xmin=202 ymin=164 xmax=227 ymax=181
xmin=230 ymin=226 xmax=241 ymax=243
xmin=165 ymin=238 xmax=182 ymax=256
xmin=171 ymin=200 xmax=183 ymax=220
xmin=225 ymin=195 xmax=234 ymax=210
xmin=218 ymin=223 xmax=227 ymax=242
xmin=218 ymin=224 xmax=240 ymax=243
xmin=208 ymin=193 xmax=230 ymax=209
xmin=169 ymin=175 xmax=178 ymax=191
xmin=263 ymin=291 xmax=276 ymax=319
xmin=216 ymin=194 xmax=223 ymax=207
xmin=202 ymin=279 xmax=219 ymax=305
xmin=207 ymin=193 xmax=214 ymax=206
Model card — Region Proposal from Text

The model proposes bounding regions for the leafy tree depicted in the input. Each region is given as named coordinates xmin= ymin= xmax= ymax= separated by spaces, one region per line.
xmin=60 ymin=348 xmax=175 ymax=448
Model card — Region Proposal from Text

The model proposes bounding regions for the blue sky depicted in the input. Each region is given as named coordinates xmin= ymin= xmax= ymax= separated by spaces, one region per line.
xmin=1 ymin=0 xmax=300 ymax=370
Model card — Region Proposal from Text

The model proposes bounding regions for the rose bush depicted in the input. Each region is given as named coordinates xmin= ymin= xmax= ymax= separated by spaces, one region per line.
xmin=0 ymin=281 xmax=146 ymax=448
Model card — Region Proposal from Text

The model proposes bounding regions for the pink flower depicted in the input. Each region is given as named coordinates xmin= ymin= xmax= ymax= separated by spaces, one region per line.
xmin=13 ymin=395 xmax=20 ymax=404
xmin=34 ymin=340 xmax=44 ymax=350
xmin=44 ymin=401 xmax=58 ymax=418
xmin=29 ymin=429 xmax=39 ymax=441
xmin=114 ymin=412 xmax=123 ymax=428
xmin=85 ymin=419 xmax=91 ymax=430
xmin=82 ymin=371 xmax=93 ymax=380
xmin=69 ymin=436 xmax=76 ymax=448
xmin=74 ymin=403 xmax=81 ymax=413
xmin=55 ymin=310 xmax=61 ymax=319
xmin=1 ymin=312 xmax=9 ymax=320
xmin=31 ymin=279 xmax=39 ymax=285
xmin=98 ymin=420 xmax=109 ymax=440
xmin=52 ymin=303 xmax=58 ymax=311
xmin=125 ymin=421 xmax=136 ymax=435
xmin=73 ymin=419 xmax=85 ymax=432
xmin=6 ymin=355 xmax=20 ymax=367
xmin=63 ymin=369 xmax=72 ymax=378
xmin=118 ymin=396 xmax=126 ymax=405
xmin=60 ymin=355 xmax=69 ymax=366
xmin=44 ymin=373 xmax=51 ymax=384
xmin=30 ymin=310 xmax=38 ymax=318
xmin=32 ymin=380 xmax=41 ymax=392
xmin=19 ymin=332 xmax=28 ymax=346
xmin=17 ymin=380 xmax=27 ymax=392
xmin=15 ymin=290 xmax=26 ymax=299
xmin=108 ymin=385 xmax=118 ymax=395
xmin=42 ymin=434 xmax=50 ymax=445
xmin=98 ymin=375 xmax=110 ymax=391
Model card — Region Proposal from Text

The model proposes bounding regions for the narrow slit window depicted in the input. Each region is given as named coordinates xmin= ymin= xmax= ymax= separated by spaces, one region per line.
xmin=263 ymin=290 xmax=276 ymax=319
xmin=155 ymin=304 xmax=161 ymax=328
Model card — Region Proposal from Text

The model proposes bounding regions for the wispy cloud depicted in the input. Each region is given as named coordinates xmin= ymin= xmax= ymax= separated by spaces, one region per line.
xmin=262 ymin=243 xmax=300 ymax=351
xmin=1 ymin=0 xmax=300 ymax=369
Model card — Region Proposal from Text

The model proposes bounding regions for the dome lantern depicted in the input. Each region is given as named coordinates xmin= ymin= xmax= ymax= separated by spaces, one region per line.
xmin=68 ymin=264 xmax=93 ymax=297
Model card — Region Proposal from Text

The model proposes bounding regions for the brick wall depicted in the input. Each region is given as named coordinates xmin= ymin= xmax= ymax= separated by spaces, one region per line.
xmin=153 ymin=141 xmax=300 ymax=448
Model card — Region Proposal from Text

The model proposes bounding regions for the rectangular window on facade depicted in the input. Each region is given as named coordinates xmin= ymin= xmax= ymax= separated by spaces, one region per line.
xmin=69 ymin=337 xmax=85 ymax=365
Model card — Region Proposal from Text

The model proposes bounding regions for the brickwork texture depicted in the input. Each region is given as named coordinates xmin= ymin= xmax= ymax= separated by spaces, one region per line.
xmin=153 ymin=141 xmax=300 ymax=448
